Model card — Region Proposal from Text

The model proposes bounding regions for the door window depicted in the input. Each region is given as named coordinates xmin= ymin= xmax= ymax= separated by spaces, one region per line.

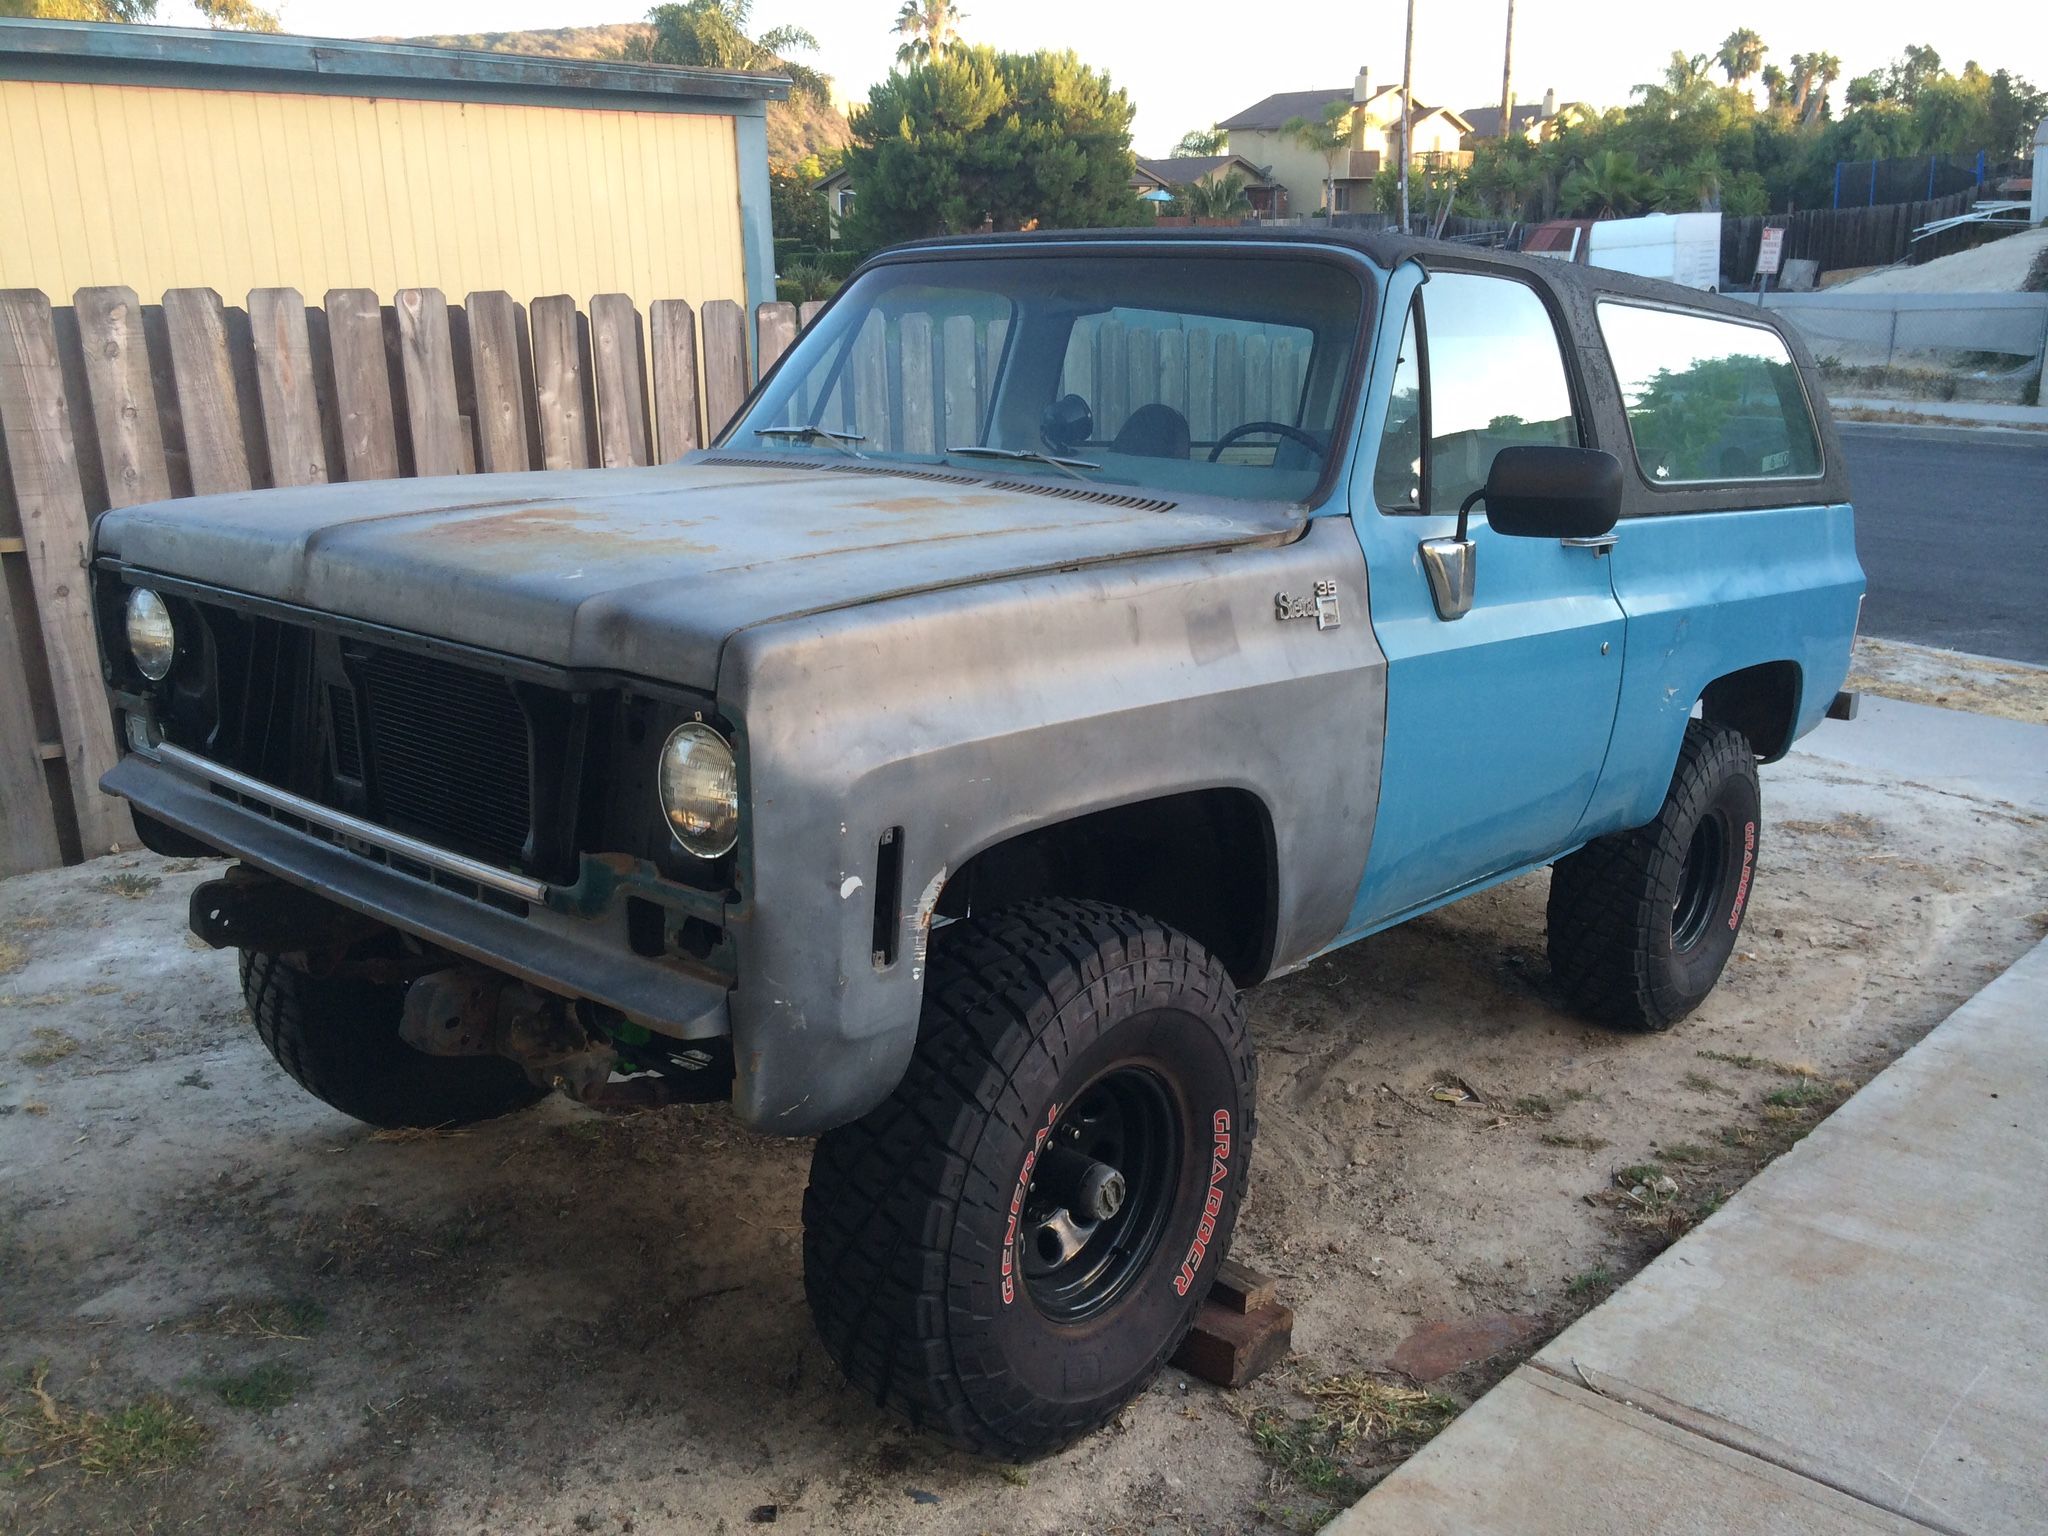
xmin=1373 ymin=271 xmax=1579 ymax=514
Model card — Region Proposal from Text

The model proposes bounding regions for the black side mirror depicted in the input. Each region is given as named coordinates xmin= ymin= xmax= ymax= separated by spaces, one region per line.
xmin=1473 ymin=445 xmax=1623 ymax=540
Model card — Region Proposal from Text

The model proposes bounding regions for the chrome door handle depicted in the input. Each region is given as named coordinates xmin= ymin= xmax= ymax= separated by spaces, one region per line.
xmin=1561 ymin=533 xmax=1618 ymax=554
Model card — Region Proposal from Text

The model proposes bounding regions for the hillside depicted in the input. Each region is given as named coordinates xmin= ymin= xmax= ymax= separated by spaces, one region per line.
xmin=387 ymin=24 xmax=852 ymax=166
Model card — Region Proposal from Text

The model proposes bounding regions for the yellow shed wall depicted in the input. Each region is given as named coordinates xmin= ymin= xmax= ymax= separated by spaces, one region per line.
xmin=0 ymin=79 xmax=747 ymax=314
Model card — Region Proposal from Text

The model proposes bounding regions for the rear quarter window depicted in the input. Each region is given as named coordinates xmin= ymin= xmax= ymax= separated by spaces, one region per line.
xmin=1597 ymin=302 xmax=1822 ymax=487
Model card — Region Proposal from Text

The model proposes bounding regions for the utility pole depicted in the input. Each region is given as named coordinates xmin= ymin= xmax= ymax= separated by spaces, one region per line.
xmin=1498 ymin=0 xmax=1516 ymax=140
xmin=1399 ymin=0 xmax=1415 ymax=230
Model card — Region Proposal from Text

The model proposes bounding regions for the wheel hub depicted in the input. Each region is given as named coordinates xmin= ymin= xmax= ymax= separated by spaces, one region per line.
xmin=1019 ymin=1067 xmax=1180 ymax=1323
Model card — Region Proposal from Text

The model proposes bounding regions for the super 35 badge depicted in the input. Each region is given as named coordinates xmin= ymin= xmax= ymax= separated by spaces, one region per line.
xmin=1274 ymin=579 xmax=1341 ymax=631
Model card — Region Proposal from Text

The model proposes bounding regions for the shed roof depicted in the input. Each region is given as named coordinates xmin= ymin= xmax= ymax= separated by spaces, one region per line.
xmin=0 ymin=17 xmax=788 ymax=107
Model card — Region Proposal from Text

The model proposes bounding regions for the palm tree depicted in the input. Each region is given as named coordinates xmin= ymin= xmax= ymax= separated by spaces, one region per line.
xmin=1559 ymin=149 xmax=1651 ymax=217
xmin=1634 ymin=52 xmax=1716 ymax=116
xmin=626 ymin=2 xmax=825 ymax=97
xmin=1281 ymin=100 xmax=1355 ymax=215
xmin=1717 ymin=29 xmax=1766 ymax=88
xmin=1650 ymin=156 xmax=1722 ymax=211
xmin=1173 ymin=125 xmax=1228 ymax=157
xmin=893 ymin=0 xmax=966 ymax=66
xmin=1178 ymin=172 xmax=1253 ymax=220
xmin=1802 ymin=52 xmax=1841 ymax=123
xmin=1760 ymin=63 xmax=1789 ymax=109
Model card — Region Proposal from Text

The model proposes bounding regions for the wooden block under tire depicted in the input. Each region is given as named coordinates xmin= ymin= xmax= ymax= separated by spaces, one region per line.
xmin=1208 ymin=1257 xmax=1279 ymax=1315
xmin=1172 ymin=1294 xmax=1294 ymax=1388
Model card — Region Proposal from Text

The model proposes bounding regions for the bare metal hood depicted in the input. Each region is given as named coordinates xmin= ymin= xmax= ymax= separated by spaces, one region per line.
xmin=96 ymin=456 xmax=1303 ymax=687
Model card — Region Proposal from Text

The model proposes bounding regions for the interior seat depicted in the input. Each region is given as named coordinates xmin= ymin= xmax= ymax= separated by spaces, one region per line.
xmin=1111 ymin=403 xmax=1192 ymax=459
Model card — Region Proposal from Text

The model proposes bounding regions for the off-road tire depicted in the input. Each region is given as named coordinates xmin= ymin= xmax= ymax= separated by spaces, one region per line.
xmin=239 ymin=951 xmax=547 ymax=1129
xmin=802 ymin=899 xmax=1256 ymax=1458
xmin=1547 ymin=721 xmax=1762 ymax=1031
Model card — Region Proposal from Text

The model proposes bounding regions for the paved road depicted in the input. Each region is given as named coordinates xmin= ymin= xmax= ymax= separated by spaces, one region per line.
xmin=1838 ymin=423 xmax=2048 ymax=665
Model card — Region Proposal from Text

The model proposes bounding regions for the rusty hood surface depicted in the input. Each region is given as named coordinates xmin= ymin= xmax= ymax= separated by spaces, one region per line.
xmin=95 ymin=456 xmax=1306 ymax=686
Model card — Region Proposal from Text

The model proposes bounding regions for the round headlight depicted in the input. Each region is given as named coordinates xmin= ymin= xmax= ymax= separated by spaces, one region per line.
xmin=126 ymin=588 xmax=176 ymax=681
xmin=657 ymin=723 xmax=739 ymax=859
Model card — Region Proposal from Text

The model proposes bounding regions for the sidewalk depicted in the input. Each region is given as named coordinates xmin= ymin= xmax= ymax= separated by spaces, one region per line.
xmin=1332 ymin=928 xmax=2048 ymax=1533
xmin=1831 ymin=396 xmax=2048 ymax=431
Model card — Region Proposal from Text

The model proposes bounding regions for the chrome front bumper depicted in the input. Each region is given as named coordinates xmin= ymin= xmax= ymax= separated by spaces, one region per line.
xmin=103 ymin=749 xmax=730 ymax=1041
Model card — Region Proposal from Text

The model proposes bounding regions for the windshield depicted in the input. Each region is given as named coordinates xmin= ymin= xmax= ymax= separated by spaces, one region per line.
xmin=731 ymin=251 xmax=1369 ymax=503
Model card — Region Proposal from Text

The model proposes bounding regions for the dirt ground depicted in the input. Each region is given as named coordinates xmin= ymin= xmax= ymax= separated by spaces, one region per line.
xmin=1848 ymin=635 xmax=2048 ymax=724
xmin=5 ymin=721 xmax=2047 ymax=1536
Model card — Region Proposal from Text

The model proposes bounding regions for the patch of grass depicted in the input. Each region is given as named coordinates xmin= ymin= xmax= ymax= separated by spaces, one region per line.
xmin=1654 ymin=1143 xmax=1709 ymax=1165
xmin=1718 ymin=1124 xmax=1761 ymax=1149
xmin=0 ymin=1364 xmax=206 ymax=1479
xmin=1764 ymin=1078 xmax=1842 ymax=1110
xmin=176 ymin=1297 xmax=327 ymax=1341
xmin=20 ymin=1028 xmax=80 ymax=1067
xmin=1680 ymin=1071 xmax=1732 ymax=1096
xmin=197 ymin=1363 xmax=302 ymax=1412
xmin=1248 ymin=1374 xmax=1459 ymax=1509
xmin=95 ymin=872 xmax=161 ymax=900
xmin=998 ymin=1465 xmax=1029 ymax=1487
xmin=1564 ymin=1266 xmax=1615 ymax=1299
xmin=1698 ymin=1050 xmax=1820 ymax=1078
xmin=1539 ymin=1132 xmax=1610 ymax=1151
xmin=1512 ymin=1094 xmax=1554 ymax=1117
xmin=0 ymin=938 xmax=24 ymax=977
xmin=1247 ymin=1410 xmax=1366 ymax=1504
xmin=0 ymin=993 xmax=70 ymax=1009
xmin=1615 ymin=1164 xmax=1662 ymax=1187
xmin=1559 ymin=1087 xmax=1600 ymax=1104
xmin=1303 ymin=1376 xmax=1459 ymax=1447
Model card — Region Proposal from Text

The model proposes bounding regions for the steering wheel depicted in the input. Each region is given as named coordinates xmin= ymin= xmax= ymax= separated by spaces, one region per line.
xmin=1207 ymin=420 xmax=1327 ymax=462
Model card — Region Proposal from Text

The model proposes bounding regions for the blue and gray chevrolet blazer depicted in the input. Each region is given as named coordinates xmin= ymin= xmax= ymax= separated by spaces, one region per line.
xmin=92 ymin=229 xmax=1863 ymax=1456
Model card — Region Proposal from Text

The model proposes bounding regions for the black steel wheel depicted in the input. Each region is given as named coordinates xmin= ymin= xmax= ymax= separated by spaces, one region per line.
xmin=1547 ymin=720 xmax=1762 ymax=1032
xmin=802 ymin=899 xmax=1256 ymax=1458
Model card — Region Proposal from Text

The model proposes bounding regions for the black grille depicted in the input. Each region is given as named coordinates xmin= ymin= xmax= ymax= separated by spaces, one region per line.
xmin=328 ymin=684 xmax=364 ymax=780
xmin=356 ymin=648 xmax=533 ymax=868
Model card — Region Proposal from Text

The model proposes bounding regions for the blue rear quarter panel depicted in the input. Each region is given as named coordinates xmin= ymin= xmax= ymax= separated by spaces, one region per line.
xmin=1579 ymin=499 xmax=1864 ymax=838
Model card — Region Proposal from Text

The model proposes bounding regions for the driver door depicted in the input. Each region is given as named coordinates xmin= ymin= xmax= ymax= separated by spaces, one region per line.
xmin=1345 ymin=268 xmax=1627 ymax=933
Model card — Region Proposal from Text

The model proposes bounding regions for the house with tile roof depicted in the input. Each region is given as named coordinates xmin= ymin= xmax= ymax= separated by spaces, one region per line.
xmin=1216 ymin=67 xmax=1471 ymax=215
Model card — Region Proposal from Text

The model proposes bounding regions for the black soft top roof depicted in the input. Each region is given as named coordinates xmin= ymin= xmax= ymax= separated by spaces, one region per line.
xmin=882 ymin=224 xmax=1785 ymax=325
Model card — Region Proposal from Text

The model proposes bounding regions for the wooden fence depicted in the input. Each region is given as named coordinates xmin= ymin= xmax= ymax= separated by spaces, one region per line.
xmin=0 ymin=285 xmax=822 ymax=879
xmin=1720 ymin=190 xmax=1980 ymax=284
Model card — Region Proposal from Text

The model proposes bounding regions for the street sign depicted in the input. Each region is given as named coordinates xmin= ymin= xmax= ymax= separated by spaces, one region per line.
xmin=1756 ymin=226 xmax=1785 ymax=277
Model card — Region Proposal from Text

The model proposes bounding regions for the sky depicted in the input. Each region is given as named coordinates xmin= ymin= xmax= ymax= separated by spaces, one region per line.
xmin=152 ymin=0 xmax=2048 ymax=157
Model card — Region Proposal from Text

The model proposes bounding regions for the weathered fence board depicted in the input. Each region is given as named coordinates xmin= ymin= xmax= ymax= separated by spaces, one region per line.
xmin=700 ymin=300 xmax=749 ymax=442
xmin=530 ymin=294 xmax=596 ymax=472
xmin=395 ymin=289 xmax=465 ymax=478
xmin=464 ymin=291 xmax=534 ymax=474
xmin=900 ymin=312 xmax=937 ymax=455
xmin=590 ymin=293 xmax=652 ymax=469
xmin=73 ymin=286 xmax=173 ymax=511
xmin=249 ymin=288 xmax=329 ymax=488
xmin=162 ymin=288 xmax=253 ymax=496
xmin=325 ymin=289 xmax=403 ymax=481
xmin=0 ymin=569 xmax=64 ymax=876
xmin=0 ymin=290 xmax=131 ymax=856
xmin=757 ymin=302 xmax=799 ymax=377
xmin=649 ymin=299 xmax=701 ymax=460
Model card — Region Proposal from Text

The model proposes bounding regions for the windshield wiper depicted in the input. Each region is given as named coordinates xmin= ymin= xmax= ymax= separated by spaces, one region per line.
xmin=945 ymin=445 xmax=1099 ymax=481
xmin=752 ymin=425 xmax=867 ymax=458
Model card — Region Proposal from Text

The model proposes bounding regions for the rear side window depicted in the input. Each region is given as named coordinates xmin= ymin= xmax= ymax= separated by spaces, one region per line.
xmin=1598 ymin=303 xmax=1822 ymax=485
